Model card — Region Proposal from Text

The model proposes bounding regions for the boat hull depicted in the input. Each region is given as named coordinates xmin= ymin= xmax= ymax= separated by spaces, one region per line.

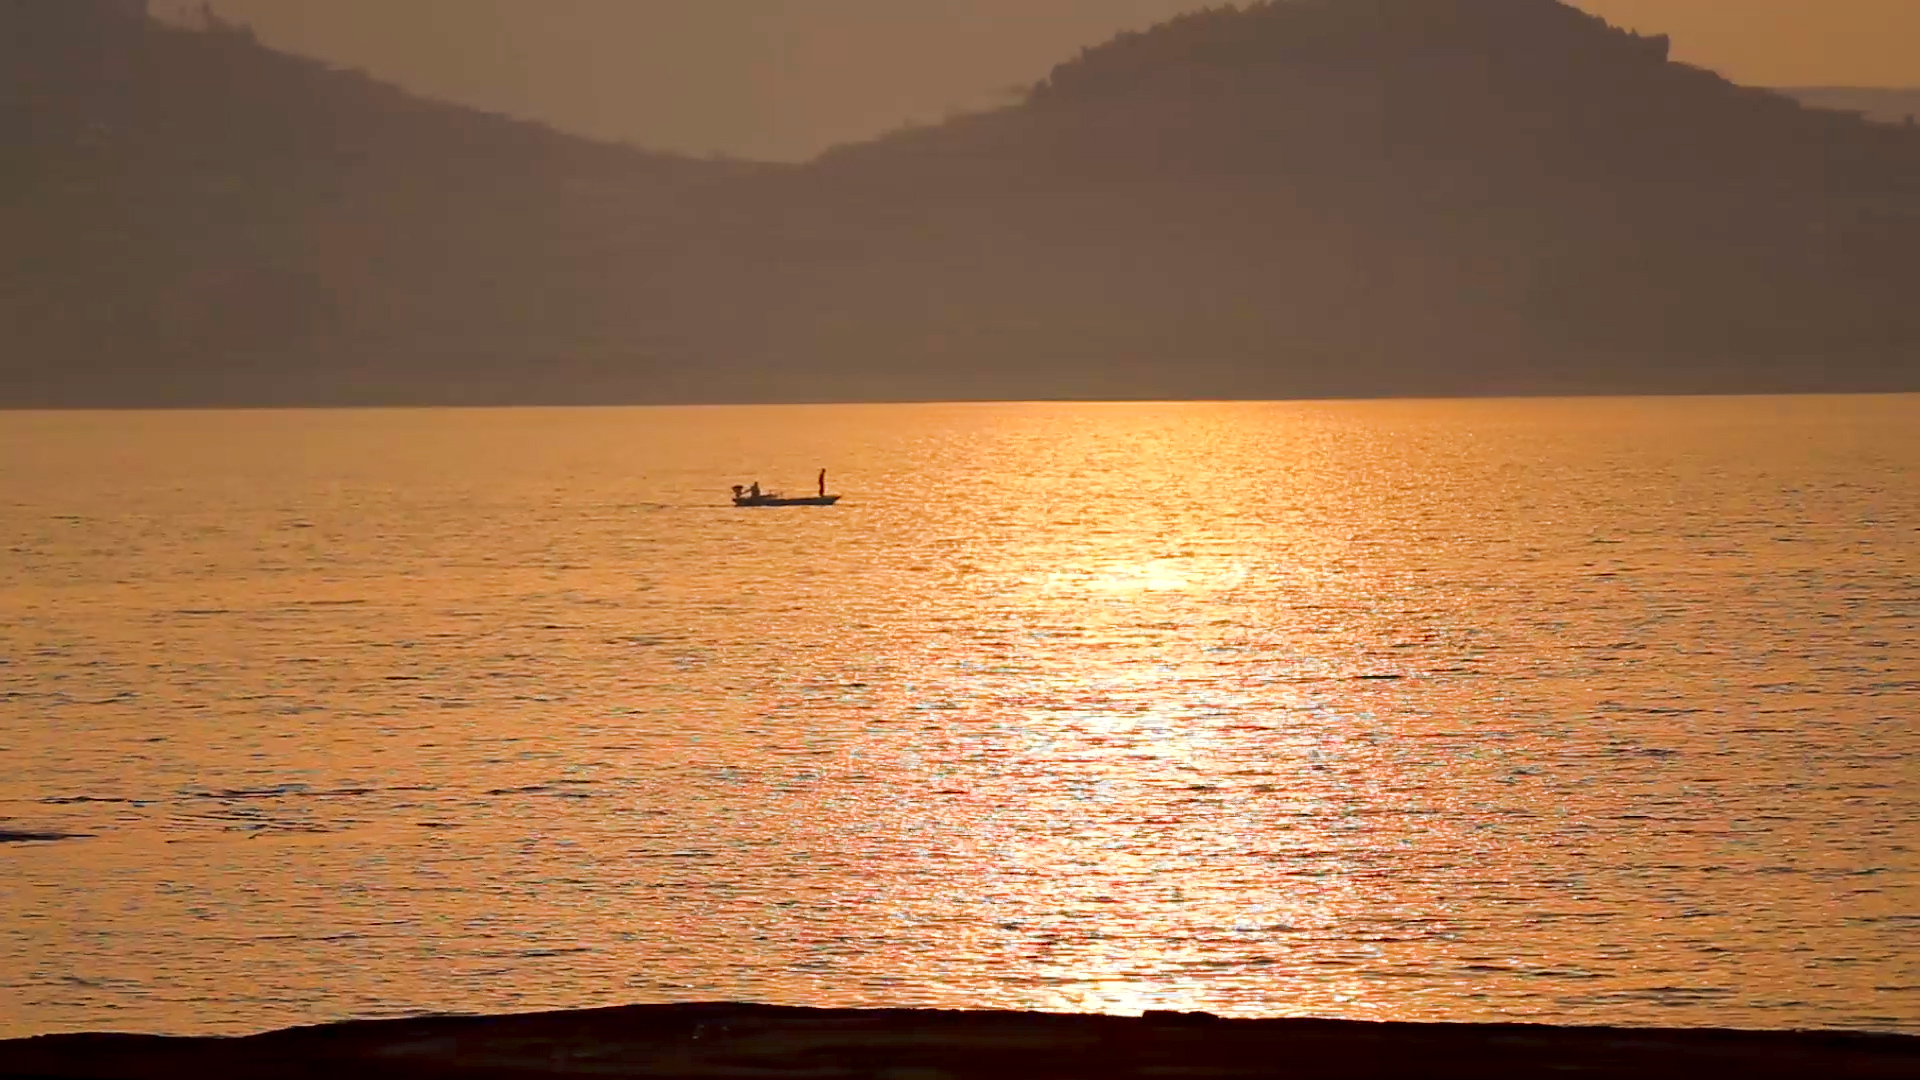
xmin=733 ymin=495 xmax=841 ymax=507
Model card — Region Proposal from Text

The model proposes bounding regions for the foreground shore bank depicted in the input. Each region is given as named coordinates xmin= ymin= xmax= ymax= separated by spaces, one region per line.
xmin=5 ymin=1003 xmax=1916 ymax=1079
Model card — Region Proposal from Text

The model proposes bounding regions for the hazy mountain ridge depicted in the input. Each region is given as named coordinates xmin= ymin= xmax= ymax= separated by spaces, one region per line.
xmin=1781 ymin=87 xmax=1920 ymax=126
xmin=2 ymin=4 xmax=771 ymax=405
xmin=774 ymin=0 xmax=1920 ymax=399
xmin=4 ymin=0 xmax=1918 ymax=406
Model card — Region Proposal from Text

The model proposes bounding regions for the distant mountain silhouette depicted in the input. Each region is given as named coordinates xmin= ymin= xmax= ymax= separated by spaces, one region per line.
xmin=5 ymin=0 xmax=1918 ymax=406
xmin=1779 ymin=87 xmax=1920 ymax=127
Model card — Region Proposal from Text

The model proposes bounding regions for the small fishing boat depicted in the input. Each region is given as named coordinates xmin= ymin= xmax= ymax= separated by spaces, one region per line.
xmin=732 ymin=470 xmax=840 ymax=507
xmin=733 ymin=493 xmax=842 ymax=507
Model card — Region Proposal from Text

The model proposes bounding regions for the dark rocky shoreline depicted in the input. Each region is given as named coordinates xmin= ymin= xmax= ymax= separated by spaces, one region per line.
xmin=4 ymin=1003 xmax=1916 ymax=1079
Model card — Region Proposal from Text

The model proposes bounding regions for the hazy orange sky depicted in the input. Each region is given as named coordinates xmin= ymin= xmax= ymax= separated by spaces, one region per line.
xmin=156 ymin=0 xmax=1920 ymax=160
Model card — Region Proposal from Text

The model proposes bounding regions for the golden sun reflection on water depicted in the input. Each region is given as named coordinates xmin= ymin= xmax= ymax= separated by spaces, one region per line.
xmin=1040 ymin=557 xmax=1247 ymax=596
xmin=858 ymin=442 xmax=1421 ymax=1018
xmin=2 ymin=397 xmax=1917 ymax=1037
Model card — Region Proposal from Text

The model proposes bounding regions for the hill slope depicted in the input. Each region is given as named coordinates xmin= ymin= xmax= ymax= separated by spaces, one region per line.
xmin=5 ymin=0 xmax=1918 ymax=405
xmin=1780 ymin=87 xmax=1920 ymax=126
xmin=1 ymin=7 xmax=769 ymax=405
xmin=797 ymin=0 xmax=1920 ymax=398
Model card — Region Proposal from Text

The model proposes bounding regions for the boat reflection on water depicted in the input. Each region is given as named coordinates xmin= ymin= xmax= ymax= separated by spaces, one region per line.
xmin=732 ymin=469 xmax=840 ymax=507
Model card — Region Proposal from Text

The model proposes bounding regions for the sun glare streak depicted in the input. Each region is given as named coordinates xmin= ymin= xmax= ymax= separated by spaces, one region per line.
xmin=842 ymin=410 xmax=1389 ymax=1016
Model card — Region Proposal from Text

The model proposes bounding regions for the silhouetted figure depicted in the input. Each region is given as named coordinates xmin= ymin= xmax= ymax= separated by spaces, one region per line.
xmin=818 ymin=469 xmax=827 ymax=497
xmin=749 ymin=482 xmax=761 ymax=498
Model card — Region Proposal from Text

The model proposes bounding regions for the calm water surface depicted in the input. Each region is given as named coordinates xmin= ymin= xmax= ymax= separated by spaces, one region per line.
xmin=1 ymin=398 xmax=1916 ymax=1037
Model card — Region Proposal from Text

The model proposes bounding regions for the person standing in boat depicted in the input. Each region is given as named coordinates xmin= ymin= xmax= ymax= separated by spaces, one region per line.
xmin=817 ymin=469 xmax=827 ymax=498
xmin=749 ymin=481 xmax=761 ymax=498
